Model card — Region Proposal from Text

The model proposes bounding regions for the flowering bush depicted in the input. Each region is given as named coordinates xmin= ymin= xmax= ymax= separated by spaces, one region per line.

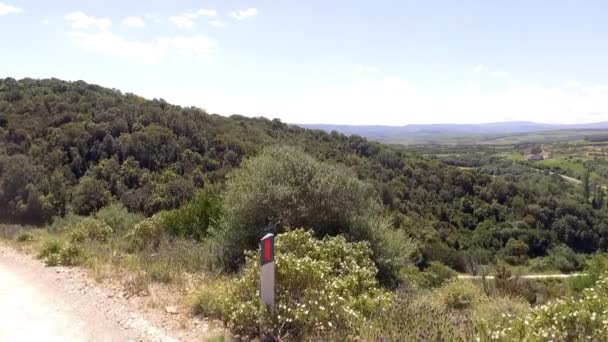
xmin=483 ymin=275 xmax=608 ymax=340
xmin=193 ymin=229 xmax=393 ymax=339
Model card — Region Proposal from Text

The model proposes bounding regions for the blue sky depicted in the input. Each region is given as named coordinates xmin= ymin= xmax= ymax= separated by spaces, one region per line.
xmin=1 ymin=1 xmax=608 ymax=125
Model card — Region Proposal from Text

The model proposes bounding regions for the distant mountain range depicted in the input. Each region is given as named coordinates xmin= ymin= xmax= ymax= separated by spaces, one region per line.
xmin=296 ymin=121 xmax=608 ymax=144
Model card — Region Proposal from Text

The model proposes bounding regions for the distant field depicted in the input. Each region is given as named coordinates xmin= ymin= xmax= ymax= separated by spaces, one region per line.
xmin=414 ymin=139 xmax=608 ymax=187
xmin=387 ymin=129 xmax=608 ymax=145
xmin=536 ymin=157 xmax=588 ymax=179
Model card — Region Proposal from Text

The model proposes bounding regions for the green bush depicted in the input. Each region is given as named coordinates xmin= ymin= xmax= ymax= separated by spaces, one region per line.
xmin=362 ymin=294 xmax=476 ymax=341
xmin=58 ymin=243 xmax=83 ymax=266
xmin=219 ymin=146 xmax=416 ymax=285
xmin=37 ymin=240 xmax=83 ymax=266
xmin=38 ymin=240 xmax=63 ymax=259
xmin=95 ymin=202 xmax=144 ymax=233
xmin=69 ymin=218 xmax=113 ymax=243
xmin=502 ymin=238 xmax=529 ymax=266
xmin=362 ymin=288 xmax=528 ymax=341
xmin=474 ymin=295 xmax=530 ymax=333
xmin=569 ymin=253 xmax=608 ymax=292
xmin=420 ymin=261 xmax=457 ymax=288
xmin=49 ymin=213 xmax=85 ymax=232
xmin=193 ymin=229 xmax=393 ymax=339
xmin=125 ymin=213 xmax=167 ymax=251
xmin=529 ymin=244 xmax=585 ymax=273
xmin=161 ymin=187 xmax=222 ymax=241
xmin=486 ymin=274 xmax=608 ymax=340
xmin=15 ymin=231 xmax=34 ymax=242
xmin=435 ymin=279 xmax=483 ymax=311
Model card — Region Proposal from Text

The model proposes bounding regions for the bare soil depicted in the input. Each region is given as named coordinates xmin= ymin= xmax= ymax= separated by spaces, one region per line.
xmin=0 ymin=245 xmax=224 ymax=341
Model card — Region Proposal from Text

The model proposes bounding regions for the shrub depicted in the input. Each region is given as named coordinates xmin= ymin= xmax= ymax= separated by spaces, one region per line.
xmin=485 ymin=274 xmax=608 ymax=340
xmin=38 ymin=240 xmax=83 ymax=266
xmin=192 ymin=229 xmax=393 ymax=339
xmin=435 ymin=279 xmax=483 ymax=311
xmin=125 ymin=214 xmax=167 ymax=251
xmin=49 ymin=213 xmax=85 ymax=232
xmin=161 ymin=187 xmax=222 ymax=241
xmin=220 ymin=146 xmax=416 ymax=285
xmin=191 ymin=278 xmax=231 ymax=318
xmin=95 ymin=202 xmax=144 ymax=233
xmin=58 ymin=243 xmax=83 ymax=266
xmin=569 ymin=253 xmax=608 ymax=292
xmin=362 ymin=286 xmax=528 ymax=341
xmin=502 ymin=238 xmax=529 ymax=266
xmin=529 ymin=244 xmax=585 ymax=273
xmin=15 ymin=231 xmax=34 ymax=242
xmin=420 ymin=261 xmax=457 ymax=288
xmin=474 ymin=295 xmax=530 ymax=335
xmin=38 ymin=240 xmax=63 ymax=260
xmin=69 ymin=218 xmax=113 ymax=243
xmin=362 ymin=293 xmax=476 ymax=341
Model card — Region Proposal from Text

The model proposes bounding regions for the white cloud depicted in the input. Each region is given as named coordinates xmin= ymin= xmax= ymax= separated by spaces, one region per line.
xmin=199 ymin=78 xmax=608 ymax=125
xmin=159 ymin=35 xmax=217 ymax=59
xmin=169 ymin=9 xmax=218 ymax=28
xmin=144 ymin=13 xmax=161 ymax=24
xmin=41 ymin=19 xmax=49 ymax=25
xmin=65 ymin=11 xmax=111 ymax=30
xmin=69 ymin=31 xmax=216 ymax=64
xmin=231 ymin=8 xmax=258 ymax=21
xmin=0 ymin=2 xmax=22 ymax=16
xmin=299 ymin=80 xmax=608 ymax=124
xmin=490 ymin=71 xmax=508 ymax=77
xmin=474 ymin=64 xmax=486 ymax=73
xmin=121 ymin=16 xmax=145 ymax=28
xmin=566 ymin=80 xmax=581 ymax=88
xmin=169 ymin=12 xmax=197 ymax=29
xmin=475 ymin=64 xmax=508 ymax=78
xmin=197 ymin=9 xmax=217 ymax=17
xmin=208 ymin=20 xmax=226 ymax=28
xmin=353 ymin=64 xmax=380 ymax=74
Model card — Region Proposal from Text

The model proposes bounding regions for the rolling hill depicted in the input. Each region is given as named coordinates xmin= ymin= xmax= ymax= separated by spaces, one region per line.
xmin=299 ymin=122 xmax=608 ymax=145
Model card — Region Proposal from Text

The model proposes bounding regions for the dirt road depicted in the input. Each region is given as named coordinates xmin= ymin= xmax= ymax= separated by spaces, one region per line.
xmin=0 ymin=245 xmax=213 ymax=341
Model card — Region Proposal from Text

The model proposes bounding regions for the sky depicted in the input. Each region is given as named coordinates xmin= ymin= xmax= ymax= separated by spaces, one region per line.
xmin=1 ymin=0 xmax=608 ymax=125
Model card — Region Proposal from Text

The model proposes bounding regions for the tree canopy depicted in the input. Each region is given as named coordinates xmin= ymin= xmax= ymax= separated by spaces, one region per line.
xmin=1 ymin=77 xmax=607 ymax=271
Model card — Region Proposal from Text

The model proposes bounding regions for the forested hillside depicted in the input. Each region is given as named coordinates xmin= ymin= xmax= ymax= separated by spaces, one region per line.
xmin=1 ymin=77 xmax=607 ymax=272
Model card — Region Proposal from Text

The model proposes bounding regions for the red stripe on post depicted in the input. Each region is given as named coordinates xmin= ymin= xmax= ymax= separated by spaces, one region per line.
xmin=264 ymin=238 xmax=272 ymax=262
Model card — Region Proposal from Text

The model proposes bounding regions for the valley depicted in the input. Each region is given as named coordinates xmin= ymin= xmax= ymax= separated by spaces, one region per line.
xmin=2 ymin=78 xmax=608 ymax=340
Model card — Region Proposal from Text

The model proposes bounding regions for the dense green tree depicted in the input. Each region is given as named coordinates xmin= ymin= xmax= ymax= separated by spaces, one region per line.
xmin=219 ymin=146 xmax=415 ymax=285
xmin=583 ymin=169 xmax=591 ymax=202
xmin=1 ymin=78 xmax=607 ymax=269
xmin=71 ymin=176 xmax=111 ymax=215
xmin=503 ymin=238 xmax=529 ymax=265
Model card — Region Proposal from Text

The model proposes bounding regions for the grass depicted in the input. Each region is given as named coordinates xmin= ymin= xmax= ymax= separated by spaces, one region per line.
xmin=0 ymin=221 xmax=221 ymax=309
xmin=533 ymin=155 xmax=605 ymax=185
xmin=505 ymin=153 xmax=524 ymax=161
xmin=536 ymin=157 xmax=588 ymax=179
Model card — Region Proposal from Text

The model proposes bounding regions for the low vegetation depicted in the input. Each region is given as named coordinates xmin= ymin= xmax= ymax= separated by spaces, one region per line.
xmin=2 ymin=78 xmax=608 ymax=339
xmin=194 ymin=229 xmax=393 ymax=339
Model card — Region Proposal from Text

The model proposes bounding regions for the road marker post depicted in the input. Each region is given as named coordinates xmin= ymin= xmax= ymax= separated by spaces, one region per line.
xmin=260 ymin=233 xmax=275 ymax=313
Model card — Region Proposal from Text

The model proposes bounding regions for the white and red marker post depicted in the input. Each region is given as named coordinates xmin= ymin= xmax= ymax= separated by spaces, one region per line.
xmin=260 ymin=233 xmax=275 ymax=313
